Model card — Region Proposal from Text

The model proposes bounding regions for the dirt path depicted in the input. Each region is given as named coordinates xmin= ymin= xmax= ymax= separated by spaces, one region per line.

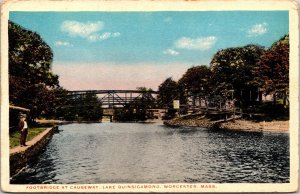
xmin=10 ymin=127 xmax=53 ymax=154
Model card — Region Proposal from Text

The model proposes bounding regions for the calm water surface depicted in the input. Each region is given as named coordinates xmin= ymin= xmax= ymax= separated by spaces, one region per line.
xmin=11 ymin=122 xmax=289 ymax=183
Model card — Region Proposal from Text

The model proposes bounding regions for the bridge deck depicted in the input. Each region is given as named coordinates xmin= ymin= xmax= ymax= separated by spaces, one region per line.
xmin=68 ymin=90 xmax=158 ymax=95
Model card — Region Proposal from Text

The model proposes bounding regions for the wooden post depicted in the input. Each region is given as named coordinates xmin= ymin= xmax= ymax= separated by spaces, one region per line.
xmin=113 ymin=93 xmax=115 ymax=107
xmin=233 ymin=108 xmax=235 ymax=122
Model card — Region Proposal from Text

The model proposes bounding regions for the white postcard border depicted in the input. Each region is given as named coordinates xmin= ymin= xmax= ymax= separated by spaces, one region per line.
xmin=1 ymin=0 xmax=299 ymax=192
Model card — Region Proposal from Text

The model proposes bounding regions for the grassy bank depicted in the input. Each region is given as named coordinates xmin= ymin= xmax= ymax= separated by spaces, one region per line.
xmin=9 ymin=122 xmax=56 ymax=148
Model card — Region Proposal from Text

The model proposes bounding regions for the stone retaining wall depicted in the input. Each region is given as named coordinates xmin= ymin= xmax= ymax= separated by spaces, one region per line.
xmin=10 ymin=126 xmax=58 ymax=177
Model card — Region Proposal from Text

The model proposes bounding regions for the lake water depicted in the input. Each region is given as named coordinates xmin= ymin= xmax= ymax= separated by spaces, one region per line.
xmin=11 ymin=122 xmax=289 ymax=184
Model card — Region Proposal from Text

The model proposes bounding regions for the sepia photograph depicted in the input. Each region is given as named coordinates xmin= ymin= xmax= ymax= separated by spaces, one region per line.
xmin=1 ymin=0 xmax=299 ymax=192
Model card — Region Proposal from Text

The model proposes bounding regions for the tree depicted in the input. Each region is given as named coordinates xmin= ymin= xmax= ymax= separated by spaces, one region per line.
xmin=157 ymin=77 xmax=178 ymax=108
xmin=254 ymin=34 xmax=289 ymax=105
xmin=114 ymin=87 xmax=156 ymax=121
xmin=59 ymin=93 xmax=102 ymax=121
xmin=210 ymin=44 xmax=265 ymax=107
xmin=9 ymin=21 xmax=60 ymax=120
xmin=80 ymin=93 xmax=103 ymax=121
xmin=136 ymin=87 xmax=156 ymax=109
xmin=178 ymin=65 xmax=212 ymax=108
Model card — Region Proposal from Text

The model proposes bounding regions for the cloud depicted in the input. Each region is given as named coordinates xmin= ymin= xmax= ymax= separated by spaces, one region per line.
xmin=61 ymin=20 xmax=120 ymax=42
xmin=247 ymin=23 xmax=268 ymax=37
xmin=163 ymin=49 xmax=179 ymax=56
xmin=55 ymin=41 xmax=73 ymax=47
xmin=87 ymin=32 xmax=121 ymax=42
xmin=175 ymin=36 xmax=217 ymax=50
xmin=61 ymin=20 xmax=104 ymax=38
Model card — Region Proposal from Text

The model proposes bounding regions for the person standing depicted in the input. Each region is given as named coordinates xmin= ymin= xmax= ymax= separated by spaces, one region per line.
xmin=18 ymin=115 xmax=29 ymax=147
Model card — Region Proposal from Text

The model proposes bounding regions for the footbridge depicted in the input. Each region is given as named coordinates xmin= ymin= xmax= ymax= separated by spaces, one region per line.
xmin=67 ymin=90 xmax=160 ymax=121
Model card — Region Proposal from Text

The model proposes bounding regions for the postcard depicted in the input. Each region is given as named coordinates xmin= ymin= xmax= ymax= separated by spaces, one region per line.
xmin=1 ymin=0 xmax=299 ymax=192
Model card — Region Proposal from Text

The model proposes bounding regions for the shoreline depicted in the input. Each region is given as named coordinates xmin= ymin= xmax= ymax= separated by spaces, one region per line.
xmin=37 ymin=118 xmax=289 ymax=133
xmin=10 ymin=126 xmax=58 ymax=177
xmin=217 ymin=119 xmax=289 ymax=133
xmin=164 ymin=117 xmax=289 ymax=133
xmin=36 ymin=119 xmax=163 ymax=124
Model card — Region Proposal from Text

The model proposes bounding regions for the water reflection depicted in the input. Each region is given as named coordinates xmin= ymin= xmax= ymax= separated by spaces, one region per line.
xmin=11 ymin=123 xmax=289 ymax=184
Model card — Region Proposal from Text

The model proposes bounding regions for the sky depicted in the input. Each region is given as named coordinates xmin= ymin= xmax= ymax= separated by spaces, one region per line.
xmin=9 ymin=11 xmax=289 ymax=90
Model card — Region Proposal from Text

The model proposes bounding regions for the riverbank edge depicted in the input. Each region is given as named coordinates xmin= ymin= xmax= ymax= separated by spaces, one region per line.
xmin=9 ymin=126 xmax=58 ymax=177
xmin=163 ymin=118 xmax=289 ymax=133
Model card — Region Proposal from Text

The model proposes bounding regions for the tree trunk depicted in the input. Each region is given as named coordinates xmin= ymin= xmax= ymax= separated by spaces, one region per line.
xmin=273 ymin=93 xmax=276 ymax=105
xmin=205 ymin=99 xmax=208 ymax=111
xmin=259 ymin=91 xmax=263 ymax=102
xmin=283 ymin=91 xmax=287 ymax=106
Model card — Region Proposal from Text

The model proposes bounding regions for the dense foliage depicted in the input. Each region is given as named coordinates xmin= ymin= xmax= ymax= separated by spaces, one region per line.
xmin=210 ymin=44 xmax=265 ymax=107
xmin=156 ymin=78 xmax=179 ymax=118
xmin=157 ymin=77 xmax=178 ymax=108
xmin=157 ymin=35 xmax=289 ymax=118
xmin=60 ymin=93 xmax=103 ymax=121
xmin=254 ymin=35 xmax=289 ymax=104
xmin=114 ymin=87 xmax=156 ymax=121
xmin=9 ymin=21 xmax=59 ymax=120
xmin=178 ymin=65 xmax=212 ymax=108
xmin=9 ymin=21 xmax=103 ymax=121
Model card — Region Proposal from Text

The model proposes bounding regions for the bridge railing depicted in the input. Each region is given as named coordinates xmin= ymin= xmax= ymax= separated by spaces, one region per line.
xmin=66 ymin=90 xmax=159 ymax=108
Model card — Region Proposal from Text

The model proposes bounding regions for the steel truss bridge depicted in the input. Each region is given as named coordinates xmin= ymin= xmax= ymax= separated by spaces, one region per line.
xmin=66 ymin=90 xmax=241 ymax=119
xmin=67 ymin=90 xmax=159 ymax=108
